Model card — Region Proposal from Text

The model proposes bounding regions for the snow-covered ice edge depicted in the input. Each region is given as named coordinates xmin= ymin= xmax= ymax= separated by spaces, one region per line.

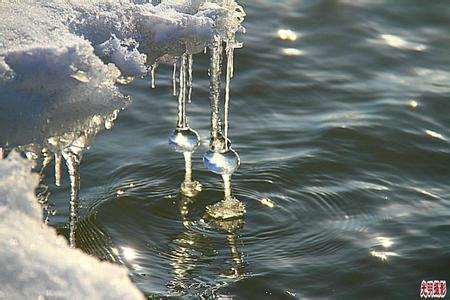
xmin=0 ymin=152 xmax=144 ymax=299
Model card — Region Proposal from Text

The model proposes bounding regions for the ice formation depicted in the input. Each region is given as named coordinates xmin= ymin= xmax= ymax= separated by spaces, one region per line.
xmin=0 ymin=152 xmax=144 ymax=299
xmin=0 ymin=0 xmax=245 ymax=149
xmin=0 ymin=0 xmax=246 ymax=294
xmin=0 ymin=0 xmax=245 ymax=217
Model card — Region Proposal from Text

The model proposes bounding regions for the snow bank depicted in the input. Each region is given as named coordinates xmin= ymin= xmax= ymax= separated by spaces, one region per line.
xmin=0 ymin=152 xmax=144 ymax=299
xmin=0 ymin=0 xmax=244 ymax=149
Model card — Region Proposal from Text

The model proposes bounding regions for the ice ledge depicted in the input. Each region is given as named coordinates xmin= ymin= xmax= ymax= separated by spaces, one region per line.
xmin=0 ymin=0 xmax=244 ymax=148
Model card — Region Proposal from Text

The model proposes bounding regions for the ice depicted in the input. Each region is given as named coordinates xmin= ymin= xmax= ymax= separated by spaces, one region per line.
xmin=202 ymin=12 xmax=246 ymax=219
xmin=0 ymin=0 xmax=245 ymax=206
xmin=0 ymin=152 xmax=143 ymax=299
xmin=0 ymin=0 xmax=245 ymax=149
xmin=173 ymin=62 xmax=178 ymax=95
xmin=168 ymin=53 xmax=202 ymax=196
xmin=0 ymin=0 xmax=246 ymax=295
xmin=187 ymin=54 xmax=194 ymax=103
xmin=207 ymin=35 xmax=226 ymax=151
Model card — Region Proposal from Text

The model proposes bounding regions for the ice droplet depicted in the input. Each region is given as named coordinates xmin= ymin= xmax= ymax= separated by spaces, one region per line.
xmin=168 ymin=127 xmax=200 ymax=153
xmin=203 ymin=148 xmax=240 ymax=175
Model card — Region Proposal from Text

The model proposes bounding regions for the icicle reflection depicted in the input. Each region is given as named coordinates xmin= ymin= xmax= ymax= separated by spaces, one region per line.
xmin=168 ymin=195 xmax=247 ymax=296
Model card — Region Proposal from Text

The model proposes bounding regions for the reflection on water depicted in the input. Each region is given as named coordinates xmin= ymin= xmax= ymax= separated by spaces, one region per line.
xmin=168 ymin=195 xmax=247 ymax=297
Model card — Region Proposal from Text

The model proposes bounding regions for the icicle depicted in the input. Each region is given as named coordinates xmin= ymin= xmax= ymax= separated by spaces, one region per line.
xmin=224 ymin=37 xmax=243 ymax=149
xmin=224 ymin=39 xmax=234 ymax=150
xmin=187 ymin=54 xmax=193 ymax=104
xmin=62 ymin=149 xmax=81 ymax=248
xmin=151 ymin=63 xmax=157 ymax=89
xmin=169 ymin=53 xmax=202 ymax=197
xmin=54 ymin=152 xmax=62 ymax=187
xmin=172 ymin=62 xmax=177 ymax=96
xmin=223 ymin=174 xmax=232 ymax=200
xmin=177 ymin=54 xmax=187 ymax=128
xmin=209 ymin=35 xmax=225 ymax=150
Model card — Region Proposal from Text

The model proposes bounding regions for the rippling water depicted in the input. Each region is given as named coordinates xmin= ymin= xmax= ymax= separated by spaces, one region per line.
xmin=43 ymin=1 xmax=450 ymax=298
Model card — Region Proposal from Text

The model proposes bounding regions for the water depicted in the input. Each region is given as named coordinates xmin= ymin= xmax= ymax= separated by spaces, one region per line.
xmin=41 ymin=0 xmax=450 ymax=298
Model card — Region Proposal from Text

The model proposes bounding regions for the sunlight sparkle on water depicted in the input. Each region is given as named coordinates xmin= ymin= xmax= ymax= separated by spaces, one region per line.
xmin=277 ymin=29 xmax=298 ymax=41
xmin=371 ymin=251 xmax=399 ymax=261
xmin=282 ymin=48 xmax=303 ymax=56
xmin=121 ymin=247 xmax=137 ymax=260
xmin=381 ymin=34 xmax=426 ymax=51
xmin=376 ymin=237 xmax=393 ymax=248
xmin=425 ymin=130 xmax=446 ymax=141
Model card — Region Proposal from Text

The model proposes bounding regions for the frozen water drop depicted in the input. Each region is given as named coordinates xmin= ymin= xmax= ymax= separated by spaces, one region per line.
xmin=168 ymin=127 xmax=200 ymax=153
xmin=203 ymin=148 xmax=240 ymax=175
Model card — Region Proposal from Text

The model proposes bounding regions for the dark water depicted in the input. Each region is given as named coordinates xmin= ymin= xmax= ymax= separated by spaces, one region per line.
xmin=45 ymin=1 xmax=450 ymax=298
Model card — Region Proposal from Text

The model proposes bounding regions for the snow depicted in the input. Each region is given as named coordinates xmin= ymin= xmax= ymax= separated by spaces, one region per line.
xmin=0 ymin=0 xmax=245 ymax=148
xmin=0 ymin=152 xmax=144 ymax=299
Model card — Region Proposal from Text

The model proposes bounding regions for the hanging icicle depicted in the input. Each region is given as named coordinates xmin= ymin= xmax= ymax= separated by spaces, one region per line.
xmin=187 ymin=54 xmax=193 ymax=104
xmin=62 ymin=148 xmax=81 ymax=248
xmin=224 ymin=36 xmax=243 ymax=150
xmin=209 ymin=35 xmax=225 ymax=151
xmin=172 ymin=62 xmax=177 ymax=96
xmin=177 ymin=54 xmax=187 ymax=129
xmin=169 ymin=53 xmax=202 ymax=197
